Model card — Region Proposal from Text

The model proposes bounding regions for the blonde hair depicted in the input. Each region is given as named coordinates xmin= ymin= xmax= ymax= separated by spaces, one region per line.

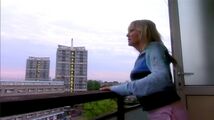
xmin=130 ymin=19 xmax=177 ymax=65
xmin=130 ymin=19 xmax=162 ymax=47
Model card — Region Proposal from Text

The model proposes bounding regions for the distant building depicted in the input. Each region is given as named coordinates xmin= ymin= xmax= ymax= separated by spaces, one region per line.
xmin=55 ymin=40 xmax=87 ymax=92
xmin=25 ymin=57 xmax=50 ymax=81
xmin=0 ymin=107 xmax=70 ymax=120
xmin=0 ymin=80 xmax=65 ymax=96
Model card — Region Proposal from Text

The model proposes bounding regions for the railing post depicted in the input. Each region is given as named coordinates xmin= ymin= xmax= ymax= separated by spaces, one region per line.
xmin=117 ymin=95 xmax=125 ymax=120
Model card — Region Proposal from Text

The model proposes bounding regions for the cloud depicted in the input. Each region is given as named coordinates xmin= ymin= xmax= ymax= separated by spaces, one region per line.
xmin=1 ymin=69 xmax=25 ymax=81
xmin=1 ymin=0 xmax=171 ymax=82
xmin=88 ymin=71 xmax=131 ymax=82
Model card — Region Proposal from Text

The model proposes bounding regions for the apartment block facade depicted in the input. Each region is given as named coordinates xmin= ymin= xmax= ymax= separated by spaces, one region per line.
xmin=55 ymin=45 xmax=87 ymax=92
xmin=25 ymin=57 xmax=50 ymax=81
xmin=0 ymin=80 xmax=65 ymax=96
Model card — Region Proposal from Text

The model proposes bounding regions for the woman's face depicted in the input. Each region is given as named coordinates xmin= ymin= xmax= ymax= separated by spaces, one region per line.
xmin=126 ymin=24 xmax=142 ymax=47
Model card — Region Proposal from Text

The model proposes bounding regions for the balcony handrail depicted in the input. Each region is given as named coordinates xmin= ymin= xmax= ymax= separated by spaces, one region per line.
xmin=0 ymin=91 xmax=138 ymax=120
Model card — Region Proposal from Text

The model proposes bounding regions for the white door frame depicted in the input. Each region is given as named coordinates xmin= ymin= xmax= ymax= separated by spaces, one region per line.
xmin=168 ymin=0 xmax=214 ymax=101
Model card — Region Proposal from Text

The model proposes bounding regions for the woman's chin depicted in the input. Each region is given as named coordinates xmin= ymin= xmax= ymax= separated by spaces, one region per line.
xmin=128 ymin=43 xmax=133 ymax=46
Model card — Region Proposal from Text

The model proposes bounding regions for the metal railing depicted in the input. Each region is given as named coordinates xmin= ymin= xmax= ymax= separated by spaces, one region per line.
xmin=0 ymin=91 xmax=141 ymax=120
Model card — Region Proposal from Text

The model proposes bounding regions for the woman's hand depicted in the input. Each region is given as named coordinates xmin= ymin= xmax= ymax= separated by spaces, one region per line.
xmin=99 ymin=86 xmax=111 ymax=91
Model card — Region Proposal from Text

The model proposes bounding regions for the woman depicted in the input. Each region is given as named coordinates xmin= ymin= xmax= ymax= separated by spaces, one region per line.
xmin=100 ymin=20 xmax=188 ymax=120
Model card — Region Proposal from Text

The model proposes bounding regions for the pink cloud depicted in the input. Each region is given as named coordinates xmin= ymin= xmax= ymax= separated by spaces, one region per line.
xmin=1 ymin=68 xmax=25 ymax=81
xmin=1 ymin=68 xmax=56 ymax=81
xmin=1 ymin=69 xmax=130 ymax=82
xmin=88 ymin=71 xmax=130 ymax=82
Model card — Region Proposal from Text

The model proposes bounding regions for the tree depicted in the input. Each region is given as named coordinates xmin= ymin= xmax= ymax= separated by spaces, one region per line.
xmin=87 ymin=80 xmax=101 ymax=91
xmin=83 ymin=99 xmax=117 ymax=120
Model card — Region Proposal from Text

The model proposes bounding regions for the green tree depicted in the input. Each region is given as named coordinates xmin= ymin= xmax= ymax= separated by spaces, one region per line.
xmin=87 ymin=80 xmax=101 ymax=91
xmin=83 ymin=99 xmax=117 ymax=120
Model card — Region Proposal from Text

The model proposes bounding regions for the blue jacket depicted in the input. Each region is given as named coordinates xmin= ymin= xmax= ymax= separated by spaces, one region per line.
xmin=111 ymin=42 xmax=180 ymax=110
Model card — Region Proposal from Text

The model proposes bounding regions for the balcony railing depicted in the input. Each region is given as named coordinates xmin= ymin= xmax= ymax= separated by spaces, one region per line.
xmin=0 ymin=91 xmax=141 ymax=120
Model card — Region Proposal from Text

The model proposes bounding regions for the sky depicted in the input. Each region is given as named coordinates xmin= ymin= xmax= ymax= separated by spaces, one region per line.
xmin=1 ymin=0 xmax=171 ymax=82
